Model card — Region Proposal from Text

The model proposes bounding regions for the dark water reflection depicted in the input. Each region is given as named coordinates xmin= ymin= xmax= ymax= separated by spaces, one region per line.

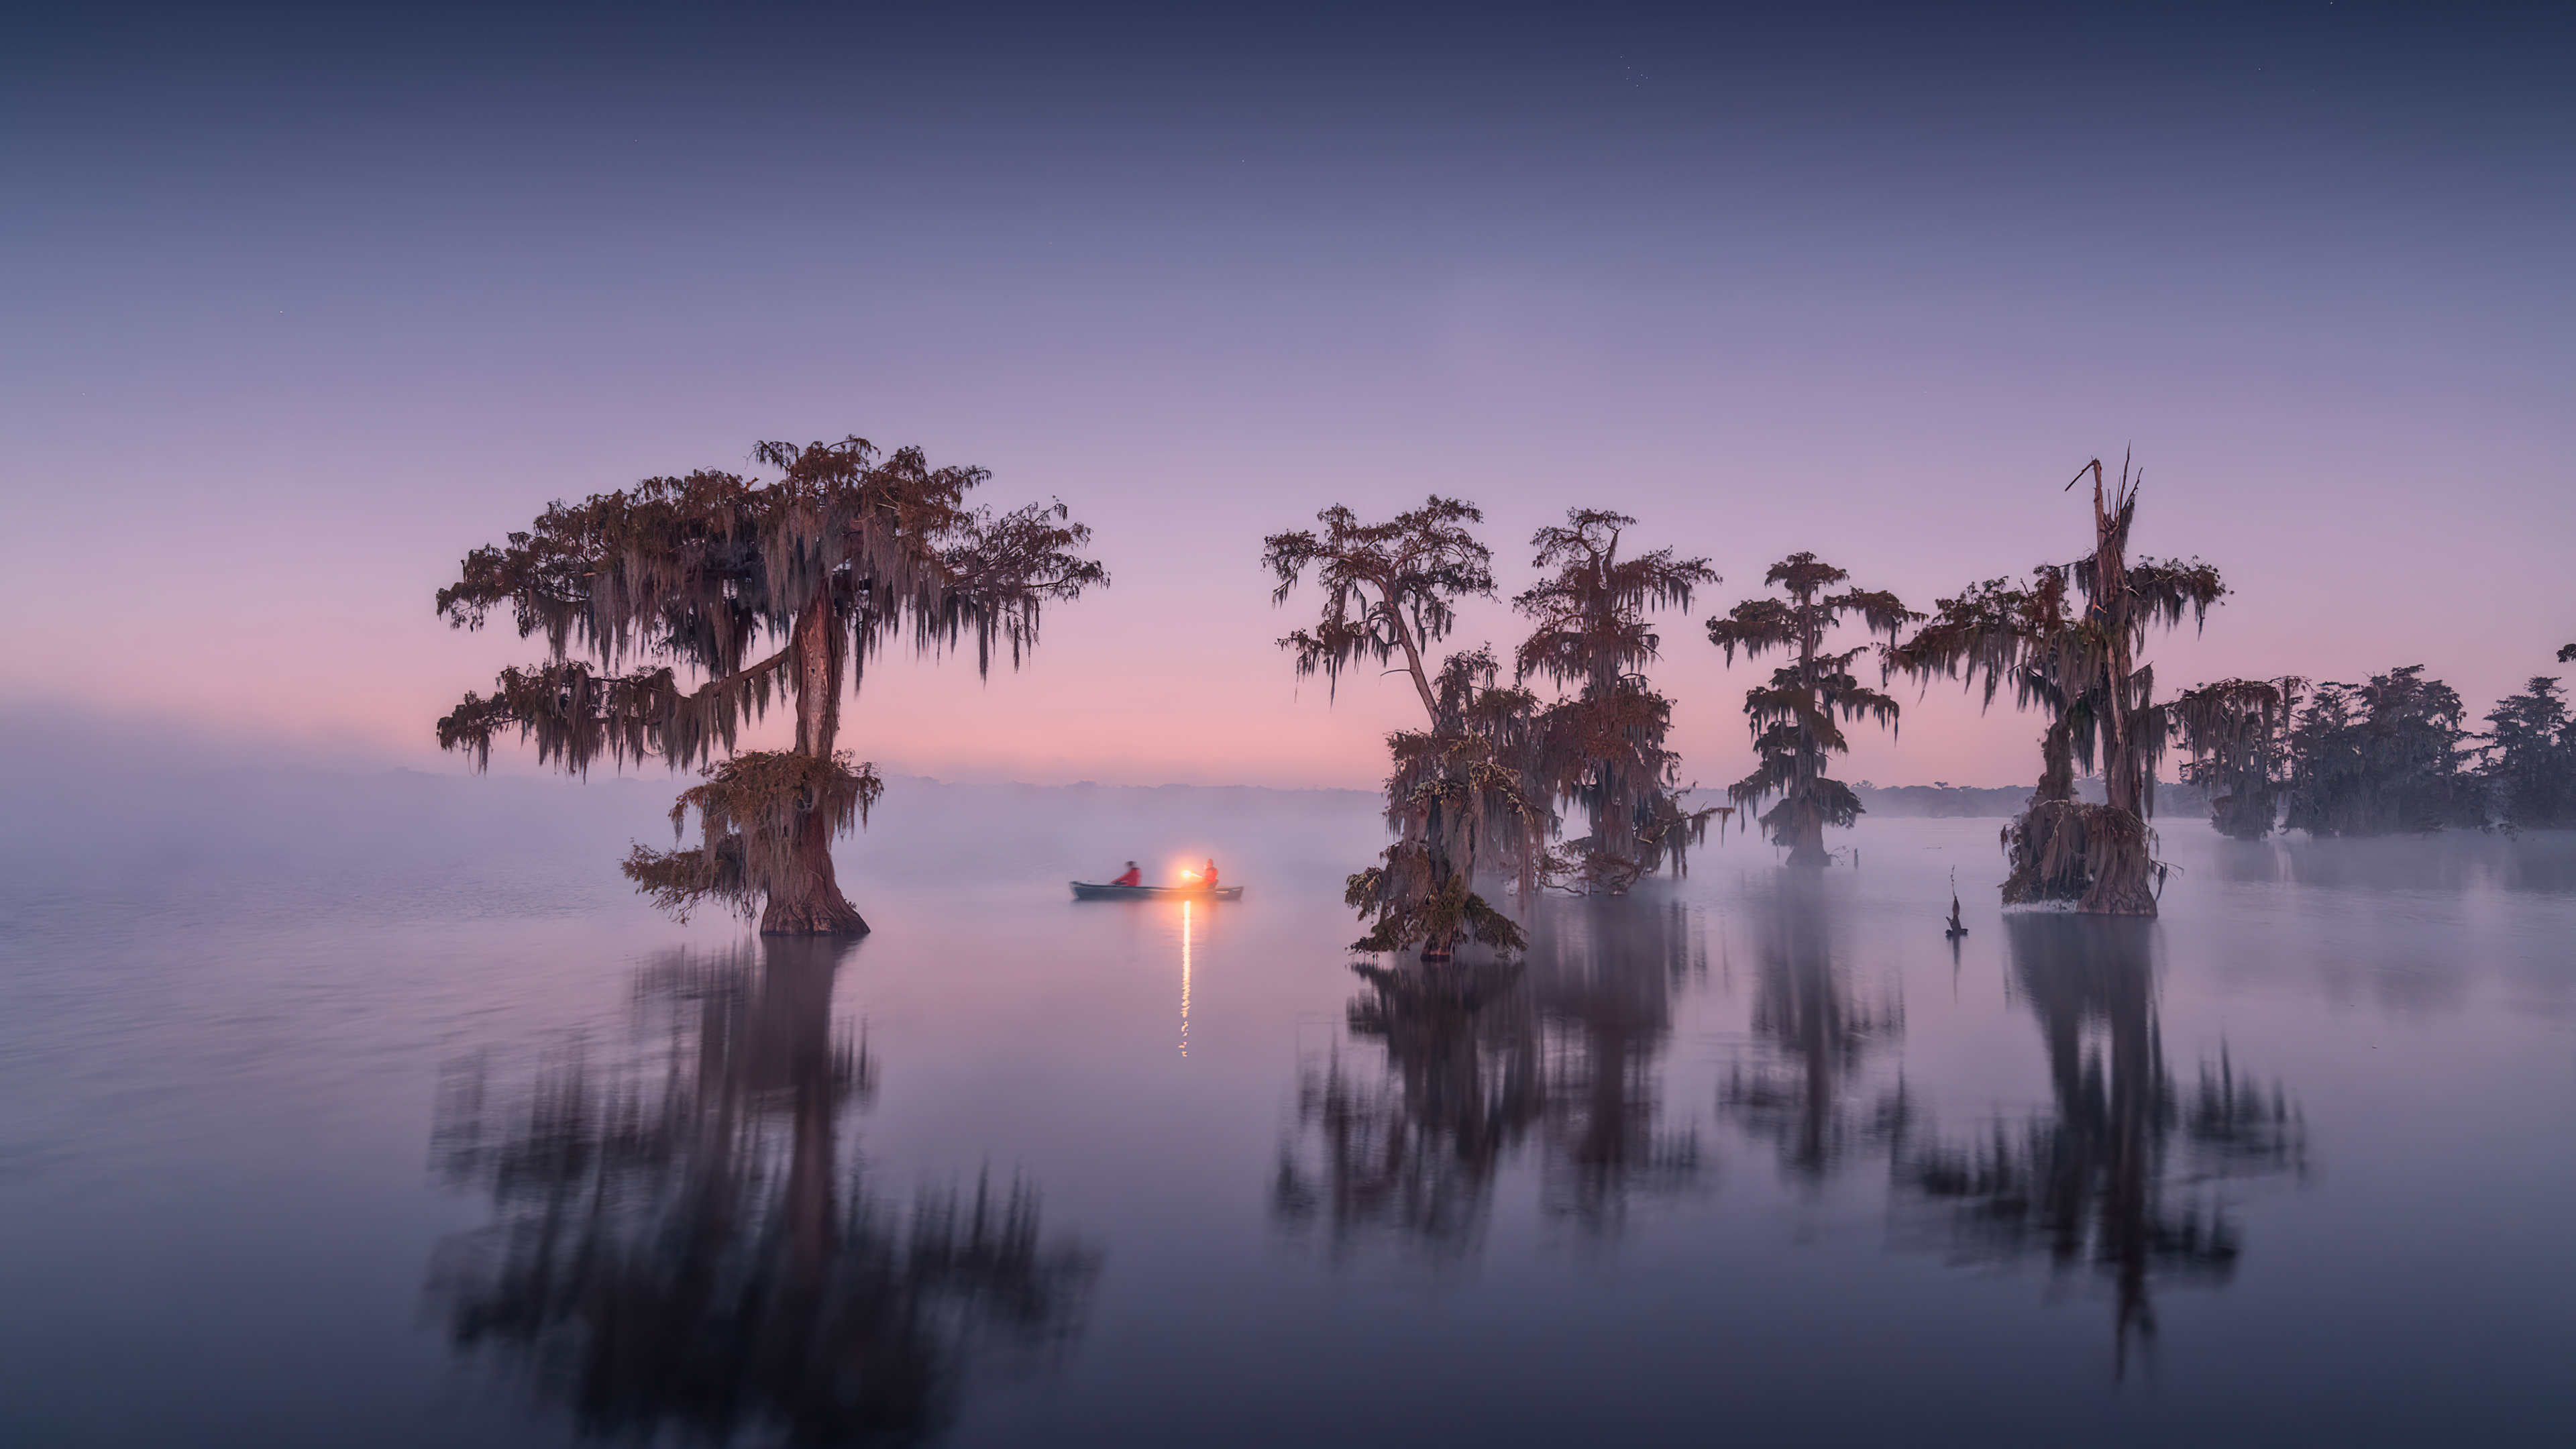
xmin=1272 ymin=901 xmax=1710 ymax=1262
xmin=1720 ymin=875 xmax=1909 ymax=1183
xmin=1892 ymin=916 xmax=2306 ymax=1371
xmin=5 ymin=794 xmax=2572 ymax=1448
xmin=429 ymin=940 xmax=1096 ymax=1445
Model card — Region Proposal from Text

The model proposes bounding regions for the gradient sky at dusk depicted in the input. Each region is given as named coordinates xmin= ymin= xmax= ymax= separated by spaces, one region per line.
xmin=5 ymin=2 xmax=2569 ymax=790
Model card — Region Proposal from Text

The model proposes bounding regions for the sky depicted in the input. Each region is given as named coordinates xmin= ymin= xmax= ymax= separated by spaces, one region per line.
xmin=3 ymin=1 xmax=2569 ymax=792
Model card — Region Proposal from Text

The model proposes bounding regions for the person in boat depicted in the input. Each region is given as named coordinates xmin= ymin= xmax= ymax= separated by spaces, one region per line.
xmin=1198 ymin=859 xmax=1219 ymax=890
xmin=1113 ymin=861 xmax=1142 ymax=888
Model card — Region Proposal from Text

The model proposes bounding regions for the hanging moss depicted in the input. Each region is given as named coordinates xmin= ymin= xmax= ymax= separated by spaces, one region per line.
xmin=2172 ymin=678 xmax=2300 ymax=839
xmin=2000 ymin=799 xmax=2162 ymax=912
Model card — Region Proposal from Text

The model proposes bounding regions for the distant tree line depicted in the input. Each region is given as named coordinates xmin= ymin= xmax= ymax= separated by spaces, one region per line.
xmin=2171 ymin=663 xmax=2576 ymax=839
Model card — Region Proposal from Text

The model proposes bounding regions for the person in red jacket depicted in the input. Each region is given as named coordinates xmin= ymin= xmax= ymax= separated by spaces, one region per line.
xmin=1198 ymin=859 xmax=1219 ymax=890
xmin=1113 ymin=861 xmax=1142 ymax=888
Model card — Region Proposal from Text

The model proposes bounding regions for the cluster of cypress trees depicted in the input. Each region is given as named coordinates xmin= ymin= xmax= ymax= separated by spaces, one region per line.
xmin=436 ymin=435 xmax=2572 ymax=943
xmin=2176 ymin=659 xmax=2576 ymax=838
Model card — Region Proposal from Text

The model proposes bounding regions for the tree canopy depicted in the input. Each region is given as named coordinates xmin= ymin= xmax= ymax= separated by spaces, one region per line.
xmin=1263 ymin=496 xmax=1496 ymax=720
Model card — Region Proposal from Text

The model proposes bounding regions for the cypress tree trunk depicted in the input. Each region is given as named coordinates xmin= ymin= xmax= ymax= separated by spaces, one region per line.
xmin=2084 ymin=481 xmax=2158 ymax=918
xmin=1785 ymin=598 xmax=1830 ymax=871
xmin=765 ymin=598 xmax=870 ymax=936
xmin=763 ymin=808 xmax=870 ymax=934
xmin=2036 ymin=718 xmax=2076 ymax=803
xmin=1784 ymin=800 xmax=1829 ymax=869
xmin=1421 ymin=795 xmax=1457 ymax=963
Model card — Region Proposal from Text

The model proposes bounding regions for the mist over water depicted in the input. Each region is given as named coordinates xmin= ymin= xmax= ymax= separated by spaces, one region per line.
xmin=1 ymin=767 xmax=2571 ymax=1446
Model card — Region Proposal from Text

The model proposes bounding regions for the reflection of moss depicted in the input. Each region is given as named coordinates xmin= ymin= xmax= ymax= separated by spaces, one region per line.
xmin=428 ymin=939 xmax=1094 ymax=1444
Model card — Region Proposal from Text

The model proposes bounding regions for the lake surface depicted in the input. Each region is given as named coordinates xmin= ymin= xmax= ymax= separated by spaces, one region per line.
xmin=3 ymin=772 xmax=2571 ymax=1447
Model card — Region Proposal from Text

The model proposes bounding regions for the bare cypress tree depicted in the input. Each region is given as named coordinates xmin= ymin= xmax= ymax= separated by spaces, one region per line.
xmin=1894 ymin=458 xmax=2222 ymax=913
xmin=1512 ymin=509 xmax=1727 ymax=894
xmin=2171 ymin=677 xmax=2303 ymax=839
xmin=1705 ymin=553 xmax=1917 ymax=869
xmin=1263 ymin=498 xmax=1548 ymax=960
xmin=436 ymin=436 xmax=1104 ymax=934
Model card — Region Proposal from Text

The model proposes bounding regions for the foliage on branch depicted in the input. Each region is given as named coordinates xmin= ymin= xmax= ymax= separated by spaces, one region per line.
xmin=1263 ymin=496 xmax=1495 ymax=716
xmin=437 ymin=439 xmax=1105 ymax=776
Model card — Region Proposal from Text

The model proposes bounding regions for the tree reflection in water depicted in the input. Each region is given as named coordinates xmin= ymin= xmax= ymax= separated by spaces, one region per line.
xmin=1719 ymin=872 xmax=1909 ymax=1183
xmin=1892 ymin=914 xmax=2305 ymax=1373
xmin=1529 ymin=899 xmax=1707 ymax=1233
xmin=428 ymin=938 xmax=1097 ymax=1444
xmin=1272 ymin=899 xmax=1707 ymax=1262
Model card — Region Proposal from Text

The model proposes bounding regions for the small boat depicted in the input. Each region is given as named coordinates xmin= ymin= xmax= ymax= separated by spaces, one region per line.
xmin=1071 ymin=881 xmax=1244 ymax=902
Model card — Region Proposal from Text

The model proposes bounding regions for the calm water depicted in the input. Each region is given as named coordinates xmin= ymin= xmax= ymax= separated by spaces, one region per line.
xmin=3 ymin=772 xmax=2572 ymax=1447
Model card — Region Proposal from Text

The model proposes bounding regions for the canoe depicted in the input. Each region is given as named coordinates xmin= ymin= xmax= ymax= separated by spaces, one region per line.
xmin=1070 ymin=881 xmax=1244 ymax=901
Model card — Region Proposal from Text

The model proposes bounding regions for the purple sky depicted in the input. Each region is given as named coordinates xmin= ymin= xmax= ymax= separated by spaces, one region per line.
xmin=4 ymin=2 xmax=2569 ymax=790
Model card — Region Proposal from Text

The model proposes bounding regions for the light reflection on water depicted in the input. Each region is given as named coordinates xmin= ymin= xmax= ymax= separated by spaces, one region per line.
xmin=2 ymin=780 xmax=2573 ymax=1447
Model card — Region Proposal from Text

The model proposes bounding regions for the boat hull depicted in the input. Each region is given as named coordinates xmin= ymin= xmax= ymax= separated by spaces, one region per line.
xmin=1070 ymin=882 xmax=1244 ymax=901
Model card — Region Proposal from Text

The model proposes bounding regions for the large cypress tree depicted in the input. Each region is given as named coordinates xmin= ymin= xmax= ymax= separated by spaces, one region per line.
xmin=1895 ymin=459 xmax=2222 ymax=913
xmin=1512 ymin=509 xmax=1727 ymax=894
xmin=435 ymin=436 xmax=1104 ymax=934
xmin=1263 ymin=497 xmax=1548 ymax=960
xmin=1705 ymin=553 xmax=1916 ymax=869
